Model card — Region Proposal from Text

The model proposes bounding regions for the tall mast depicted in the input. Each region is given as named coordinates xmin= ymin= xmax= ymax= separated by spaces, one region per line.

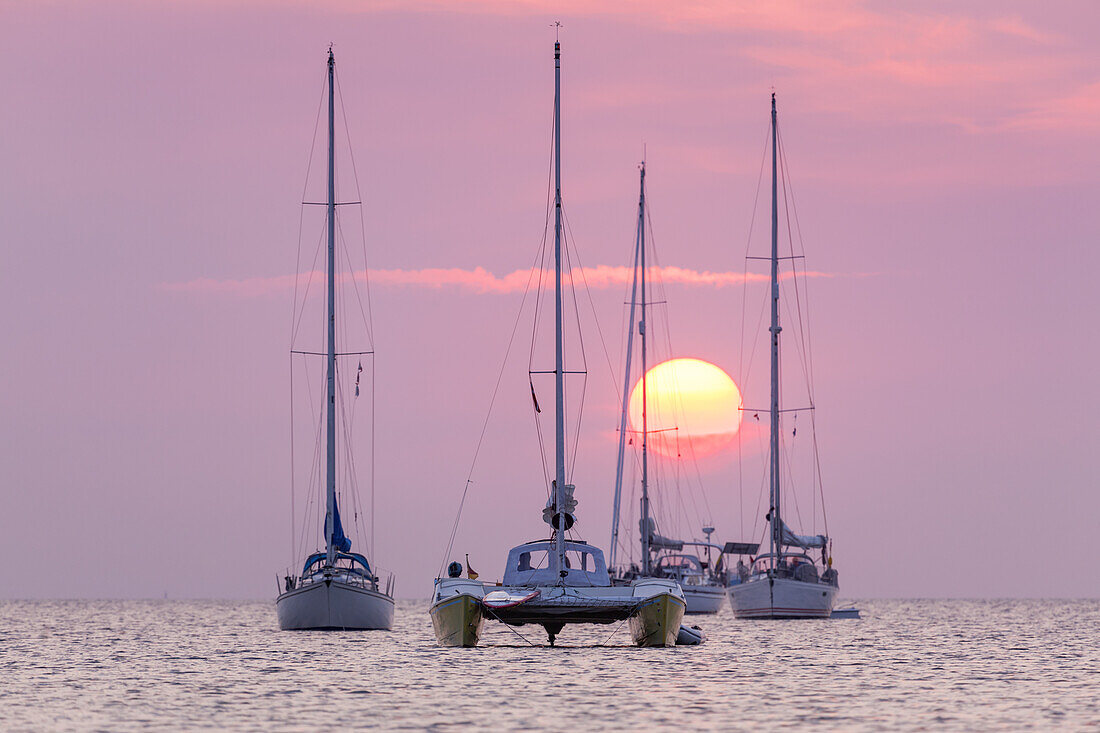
xmin=638 ymin=162 xmax=651 ymax=575
xmin=553 ymin=40 xmax=567 ymax=582
xmin=768 ymin=92 xmax=782 ymax=568
xmin=324 ymin=48 xmax=338 ymax=566
xmin=609 ymin=168 xmax=644 ymax=570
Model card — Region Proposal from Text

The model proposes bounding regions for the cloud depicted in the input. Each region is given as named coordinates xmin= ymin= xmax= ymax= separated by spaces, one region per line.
xmin=1002 ymin=81 xmax=1100 ymax=132
xmin=163 ymin=264 xmax=857 ymax=296
xmin=359 ymin=0 xmax=1087 ymax=135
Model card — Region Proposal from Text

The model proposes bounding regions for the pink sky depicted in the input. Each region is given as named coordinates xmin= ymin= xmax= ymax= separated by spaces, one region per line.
xmin=1 ymin=0 xmax=1098 ymax=599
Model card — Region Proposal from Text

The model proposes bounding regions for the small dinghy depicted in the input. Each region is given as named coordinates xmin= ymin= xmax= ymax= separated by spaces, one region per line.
xmin=676 ymin=624 xmax=706 ymax=645
xmin=482 ymin=589 xmax=540 ymax=610
xmin=831 ymin=607 xmax=861 ymax=619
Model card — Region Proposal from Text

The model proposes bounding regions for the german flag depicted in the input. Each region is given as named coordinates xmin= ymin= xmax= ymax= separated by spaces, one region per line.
xmin=465 ymin=554 xmax=479 ymax=580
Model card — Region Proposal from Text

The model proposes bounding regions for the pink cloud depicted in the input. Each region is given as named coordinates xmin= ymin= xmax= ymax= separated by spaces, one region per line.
xmin=1003 ymin=81 xmax=1100 ymax=132
xmin=163 ymin=265 xmax=858 ymax=296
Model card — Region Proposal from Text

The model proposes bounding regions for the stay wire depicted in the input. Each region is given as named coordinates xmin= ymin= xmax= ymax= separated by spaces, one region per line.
xmin=288 ymin=69 xmax=327 ymax=567
xmin=438 ymin=240 xmax=547 ymax=578
xmin=738 ymin=123 xmax=771 ymax=541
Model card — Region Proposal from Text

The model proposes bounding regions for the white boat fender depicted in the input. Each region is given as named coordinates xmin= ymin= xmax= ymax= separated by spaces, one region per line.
xmin=482 ymin=589 xmax=541 ymax=610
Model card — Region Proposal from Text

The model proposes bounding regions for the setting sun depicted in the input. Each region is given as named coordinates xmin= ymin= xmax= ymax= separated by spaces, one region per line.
xmin=627 ymin=358 xmax=742 ymax=459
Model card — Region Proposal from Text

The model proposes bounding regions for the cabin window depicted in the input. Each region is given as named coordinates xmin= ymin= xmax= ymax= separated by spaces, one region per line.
xmin=516 ymin=550 xmax=548 ymax=572
xmin=562 ymin=550 xmax=591 ymax=572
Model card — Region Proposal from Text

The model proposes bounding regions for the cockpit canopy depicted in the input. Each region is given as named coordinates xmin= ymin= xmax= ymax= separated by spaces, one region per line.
xmin=301 ymin=551 xmax=372 ymax=579
xmin=655 ymin=553 xmax=706 ymax=576
xmin=502 ymin=540 xmax=611 ymax=587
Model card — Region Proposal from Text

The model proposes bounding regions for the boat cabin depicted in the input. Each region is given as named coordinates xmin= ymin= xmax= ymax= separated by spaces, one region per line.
xmin=502 ymin=540 xmax=611 ymax=587
xmin=654 ymin=554 xmax=709 ymax=585
xmin=301 ymin=551 xmax=374 ymax=582
xmin=746 ymin=552 xmax=837 ymax=584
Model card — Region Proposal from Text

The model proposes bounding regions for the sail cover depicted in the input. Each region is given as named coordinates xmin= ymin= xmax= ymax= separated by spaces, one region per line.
xmin=330 ymin=498 xmax=352 ymax=553
xmin=640 ymin=517 xmax=684 ymax=551
xmin=780 ymin=519 xmax=827 ymax=549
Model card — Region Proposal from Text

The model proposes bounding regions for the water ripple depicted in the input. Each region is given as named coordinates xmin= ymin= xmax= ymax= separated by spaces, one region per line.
xmin=0 ymin=599 xmax=1097 ymax=730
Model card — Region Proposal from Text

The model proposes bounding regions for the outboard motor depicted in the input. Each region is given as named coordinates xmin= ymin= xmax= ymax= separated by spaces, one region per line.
xmin=447 ymin=561 xmax=463 ymax=579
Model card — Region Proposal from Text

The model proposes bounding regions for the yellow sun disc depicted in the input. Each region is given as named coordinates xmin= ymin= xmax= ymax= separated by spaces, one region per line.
xmin=628 ymin=358 xmax=742 ymax=458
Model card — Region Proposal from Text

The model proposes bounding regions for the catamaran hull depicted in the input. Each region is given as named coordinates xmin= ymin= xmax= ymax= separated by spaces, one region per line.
xmin=727 ymin=577 xmax=836 ymax=619
xmin=629 ymin=592 xmax=686 ymax=647
xmin=682 ymin=585 xmax=727 ymax=614
xmin=430 ymin=593 xmax=485 ymax=647
xmin=276 ymin=580 xmax=394 ymax=630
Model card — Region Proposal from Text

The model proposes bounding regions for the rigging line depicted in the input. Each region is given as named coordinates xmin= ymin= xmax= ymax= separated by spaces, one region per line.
xmin=748 ymin=407 xmax=770 ymax=541
xmin=565 ymin=207 xmax=623 ymax=410
xmin=810 ymin=410 xmax=829 ymax=536
xmin=597 ymin=606 xmax=640 ymax=647
xmin=480 ymin=606 xmax=540 ymax=647
xmin=528 ymin=104 xmax=558 ymax=372
xmin=335 ymin=213 xmax=375 ymax=362
xmin=532 ymin=379 xmax=552 ymax=493
xmin=297 ymin=355 xmax=325 ymax=557
xmin=737 ymin=414 xmax=744 ymax=540
xmin=780 ymin=274 xmax=811 ymax=397
xmin=742 ymin=282 xmax=771 ymax=405
xmin=559 ymin=211 xmax=592 ymax=482
xmin=779 ymin=426 xmax=806 ymax=533
xmin=645 ymin=224 xmax=714 ymax=530
xmin=738 ymin=122 xmax=771 ymax=541
xmin=438 ymin=243 xmax=546 ymax=578
xmin=778 ymin=137 xmax=814 ymax=396
xmin=291 ymin=221 xmax=328 ymax=346
xmin=531 ymin=220 xmax=555 ymax=494
xmin=777 ymin=121 xmax=816 ymax=393
xmin=335 ymin=364 xmax=366 ymax=554
xmin=557 ymin=217 xmax=578 ymax=480
xmin=528 ymin=106 xmax=559 ymax=497
xmin=775 ymin=124 xmax=827 ymax=536
xmin=776 ymin=124 xmax=814 ymax=408
xmin=371 ymin=360 xmax=376 ymax=562
xmin=569 ymin=376 xmax=588 ymax=482
xmin=529 ymin=230 xmax=550 ymax=375
xmin=333 ymin=67 xmax=376 ymax=345
xmin=291 ymin=69 xmax=329 ymax=348
xmin=750 ymin=457 xmax=767 ymax=545
xmin=560 ymin=206 xmax=589 ymax=374
xmin=297 ymin=359 xmax=314 ymax=558
xmin=289 ymin=354 xmax=296 ymax=566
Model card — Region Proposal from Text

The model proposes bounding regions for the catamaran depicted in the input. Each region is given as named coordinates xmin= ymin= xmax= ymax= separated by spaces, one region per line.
xmin=727 ymin=94 xmax=839 ymax=619
xmin=608 ymin=163 xmax=728 ymax=615
xmin=276 ymin=49 xmax=395 ymax=631
xmin=429 ymin=40 xmax=685 ymax=648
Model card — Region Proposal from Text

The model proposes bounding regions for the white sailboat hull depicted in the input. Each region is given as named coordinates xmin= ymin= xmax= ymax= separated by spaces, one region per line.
xmin=682 ymin=584 xmax=727 ymax=614
xmin=277 ymin=580 xmax=394 ymax=630
xmin=727 ymin=576 xmax=836 ymax=619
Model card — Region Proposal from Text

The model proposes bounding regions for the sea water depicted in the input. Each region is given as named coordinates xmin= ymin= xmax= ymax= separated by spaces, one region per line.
xmin=1 ymin=599 xmax=1097 ymax=730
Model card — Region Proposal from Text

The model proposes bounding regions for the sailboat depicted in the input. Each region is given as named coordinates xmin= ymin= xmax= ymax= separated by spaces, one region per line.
xmin=726 ymin=94 xmax=839 ymax=620
xmin=429 ymin=40 xmax=685 ymax=648
xmin=276 ymin=49 xmax=395 ymax=631
xmin=608 ymin=163 xmax=728 ymax=615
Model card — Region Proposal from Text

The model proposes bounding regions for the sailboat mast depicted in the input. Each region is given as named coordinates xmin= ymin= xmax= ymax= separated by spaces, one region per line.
xmin=609 ymin=167 xmax=644 ymax=570
xmin=324 ymin=48 xmax=338 ymax=566
xmin=768 ymin=92 xmax=781 ymax=568
xmin=639 ymin=163 xmax=651 ymax=575
xmin=553 ymin=41 xmax=567 ymax=581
